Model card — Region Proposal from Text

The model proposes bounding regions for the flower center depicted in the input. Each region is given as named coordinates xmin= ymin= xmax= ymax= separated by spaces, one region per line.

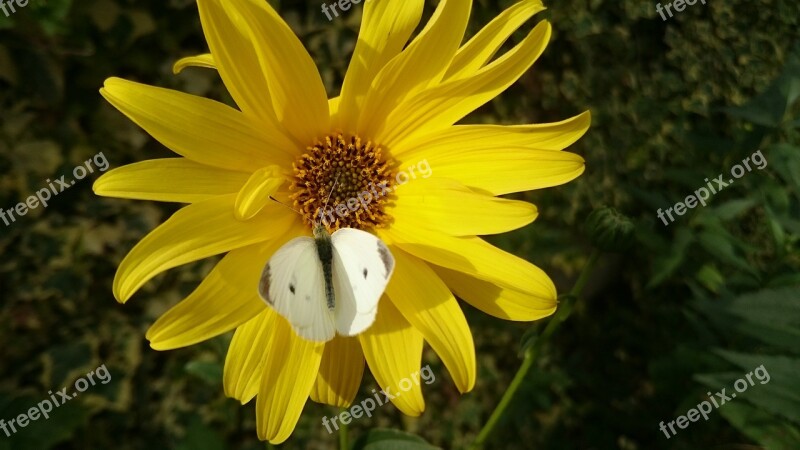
xmin=290 ymin=133 xmax=395 ymax=231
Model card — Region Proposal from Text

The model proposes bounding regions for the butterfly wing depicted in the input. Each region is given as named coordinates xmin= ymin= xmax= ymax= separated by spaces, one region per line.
xmin=330 ymin=228 xmax=395 ymax=336
xmin=258 ymin=236 xmax=336 ymax=342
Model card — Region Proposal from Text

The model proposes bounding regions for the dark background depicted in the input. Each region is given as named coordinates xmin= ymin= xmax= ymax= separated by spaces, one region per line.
xmin=1 ymin=0 xmax=799 ymax=449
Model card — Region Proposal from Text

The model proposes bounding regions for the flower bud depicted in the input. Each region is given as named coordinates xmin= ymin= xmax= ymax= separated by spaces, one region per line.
xmin=584 ymin=207 xmax=635 ymax=251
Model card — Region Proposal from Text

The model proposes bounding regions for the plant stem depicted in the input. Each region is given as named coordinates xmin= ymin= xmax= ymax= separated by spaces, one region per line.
xmin=570 ymin=250 xmax=599 ymax=300
xmin=339 ymin=408 xmax=348 ymax=450
xmin=470 ymin=249 xmax=601 ymax=449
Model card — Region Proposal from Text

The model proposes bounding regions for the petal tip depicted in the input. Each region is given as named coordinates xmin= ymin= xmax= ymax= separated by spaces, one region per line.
xmin=148 ymin=340 xmax=168 ymax=351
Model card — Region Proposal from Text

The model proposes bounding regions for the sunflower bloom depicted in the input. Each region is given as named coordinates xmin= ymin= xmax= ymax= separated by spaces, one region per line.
xmin=94 ymin=0 xmax=589 ymax=444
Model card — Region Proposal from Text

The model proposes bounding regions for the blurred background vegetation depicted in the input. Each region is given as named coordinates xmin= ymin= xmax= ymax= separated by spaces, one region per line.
xmin=1 ymin=0 xmax=799 ymax=449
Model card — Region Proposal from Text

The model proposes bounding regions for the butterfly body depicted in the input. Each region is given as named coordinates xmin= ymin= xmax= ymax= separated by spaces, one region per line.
xmin=312 ymin=223 xmax=336 ymax=310
xmin=258 ymin=225 xmax=395 ymax=342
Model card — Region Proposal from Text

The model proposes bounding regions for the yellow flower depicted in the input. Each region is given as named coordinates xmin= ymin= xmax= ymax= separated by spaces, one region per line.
xmin=94 ymin=0 xmax=589 ymax=444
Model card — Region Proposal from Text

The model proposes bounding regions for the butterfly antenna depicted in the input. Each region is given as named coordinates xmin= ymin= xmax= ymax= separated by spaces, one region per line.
xmin=316 ymin=172 xmax=341 ymax=224
xmin=323 ymin=173 xmax=340 ymax=210
xmin=268 ymin=196 xmax=303 ymax=216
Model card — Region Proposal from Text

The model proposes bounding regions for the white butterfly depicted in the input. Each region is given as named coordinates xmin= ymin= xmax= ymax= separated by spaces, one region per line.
xmin=258 ymin=222 xmax=395 ymax=342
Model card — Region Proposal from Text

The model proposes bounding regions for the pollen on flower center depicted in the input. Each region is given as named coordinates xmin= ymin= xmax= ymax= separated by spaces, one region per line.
xmin=290 ymin=133 xmax=395 ymax=231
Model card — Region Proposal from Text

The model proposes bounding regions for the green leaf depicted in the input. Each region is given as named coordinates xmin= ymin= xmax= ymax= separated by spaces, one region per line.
xmin=647 ymin=227 xmax=693 ymax=288
xmin=768 ymin=144 xmax=800 ymax=190
xmin=695 ymin=264 xmax=725 ymax=294
xmin=174 ymin=418 xmax=226 ymax=450
xmin=718 ymin=401 xmax=800 ymax=450
xmin=694 ymin=287 xmax=800 ymax=354
xmin=29 ymin=0 xmax=74 ymax=36
xmin=184 ymin=361 xmax=223 ymax=386
xmin=698 ymin=351 xmax=800 ymax=424
xmin=351 ymin=429 xmax=440 ymax=450
xmin=712 ymin=198 xmax=757 ymax=221
xmin=764 ymin=204 xmax=786 ymax=250
xmin=696 ymin=231 xmax=755 ymax=275
xmin=723 ymin=47 xmax=800 ymax=127
xmin=727 ymin=287 xmax=800 ymax=327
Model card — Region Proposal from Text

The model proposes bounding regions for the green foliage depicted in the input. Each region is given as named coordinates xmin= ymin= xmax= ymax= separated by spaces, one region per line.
xmin=351 ymin=429 xmax=440 ymax=450
xmin=0 ymin=0 xmax=799 ymax=449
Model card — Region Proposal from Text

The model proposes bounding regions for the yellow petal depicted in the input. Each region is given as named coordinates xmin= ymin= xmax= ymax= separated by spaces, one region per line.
xmin=234 ymin=166 xmax=286 ymax=220
xmin=196 ymin=0 xmax=280 ymax=126
xmin=223 ymin=308 xmax=277 ymax=404
xmin=256 ymin=317 xmax=324 ymax=444
xmin=100 ymin=77 xmax=296 ymax=170
xmin=378 ymin=21 xmax=552 ymax=148
xmin=396 ymin=148 xmax=585 ymax=196
xmin=359 ymin=297 xmax=425 ymax=416
xmin=114 ymin=195 xmax=296 ymax=302
xmin=145 ymin=225 xmax=301 ymax=350
xmin=396 ymin=110 xmax=591 ymax=156
xmin=329 ymin=96 xmax=340 ymax=128
xmin=338 ymin=0 xmax=424 ymax=130
xmin=432 ymin=264 xmax=556 ymax=321
xmin=310 ymin=336 xmax=364 ymax=407
xmin=388 ymin=177 xmax=537 ymax=235
xmin=359 ymin=0 xmax=471 ymax=138
xmin=173 ymin=53 xmax=216 ymax=74
xmin=93 ymin=158 xmax=249 ymax=203
xmin=387 ymin=249 xmax=475 ymax=393
xmin=445 ymin=0 xmax=545 ymax=80
xmin=379 ymin=225 xmax=556 ymax=303
xmin=225 ymin=0 xmax=330 ymax=144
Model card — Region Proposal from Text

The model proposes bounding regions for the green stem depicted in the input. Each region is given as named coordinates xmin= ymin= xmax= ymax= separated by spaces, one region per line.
xmin=570 ymin=251 xmax=599 ymax=300
xmin=470 ymin=249 xmax=601 ymax=449
xmin=339 ymin=408 xmax=349 ymax=450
